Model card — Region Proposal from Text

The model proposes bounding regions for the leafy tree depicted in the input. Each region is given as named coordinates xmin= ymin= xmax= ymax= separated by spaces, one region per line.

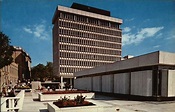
xmin=31 ymin=62 xmax=55 ymax=81
xmin=31 ymin=64 xmax=45 ymax=81
xmin=0 ymin=32 xmax=14 ymax=69
xmin=45 ymin=62 xmax=53 ymax=79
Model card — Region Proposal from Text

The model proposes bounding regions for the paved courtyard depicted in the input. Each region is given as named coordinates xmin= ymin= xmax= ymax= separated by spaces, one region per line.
xmin=19 ymin=90 xmax=175 ymax=112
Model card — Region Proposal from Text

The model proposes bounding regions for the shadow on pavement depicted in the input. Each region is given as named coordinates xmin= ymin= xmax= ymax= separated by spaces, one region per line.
xmin=39 ymin=109 xmax=48 ymax=112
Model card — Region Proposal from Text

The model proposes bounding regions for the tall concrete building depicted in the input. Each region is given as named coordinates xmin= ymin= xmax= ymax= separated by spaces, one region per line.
xmin=52 ymin=3 xmax=122 ymax=84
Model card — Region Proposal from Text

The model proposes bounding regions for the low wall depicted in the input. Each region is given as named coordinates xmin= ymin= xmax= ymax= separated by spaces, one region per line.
xmin=47 ymin=102 xmax=136 ymax=112
xmin=39 ymin=92 xmax=95 ymax=101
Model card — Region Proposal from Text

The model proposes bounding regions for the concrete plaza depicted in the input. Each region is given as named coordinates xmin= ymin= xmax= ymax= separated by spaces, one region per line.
xmin=19 ymin=90 xmax=175 ymax=112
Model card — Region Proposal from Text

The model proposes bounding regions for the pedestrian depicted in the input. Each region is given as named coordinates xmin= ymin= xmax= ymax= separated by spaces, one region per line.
xmin=2 ymin=87 xmax=7 ymax=97
xmin=8 ymin=88 xmax=15 ymax=97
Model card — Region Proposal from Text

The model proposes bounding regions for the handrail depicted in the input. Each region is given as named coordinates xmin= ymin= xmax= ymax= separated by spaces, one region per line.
xmin=0 ymin=90 xmax=25 ymax=112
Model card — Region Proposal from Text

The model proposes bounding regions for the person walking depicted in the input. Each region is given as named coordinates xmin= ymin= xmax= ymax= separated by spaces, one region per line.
xmin=8 ymin=88 xmax=15 ymax=97
xmin=2 ymin=87 xmax=7 ymax=97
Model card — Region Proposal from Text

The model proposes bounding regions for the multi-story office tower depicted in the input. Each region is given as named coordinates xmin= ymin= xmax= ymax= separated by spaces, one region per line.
xmin=52 ymin=3 xmax=122 ymax=84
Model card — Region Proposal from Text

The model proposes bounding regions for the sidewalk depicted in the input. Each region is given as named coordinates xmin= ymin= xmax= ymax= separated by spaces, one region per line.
xmin=19 ymin=91 xmax=175 ymax=112
xmin=19 ymin=91 xmax=49 ymax=112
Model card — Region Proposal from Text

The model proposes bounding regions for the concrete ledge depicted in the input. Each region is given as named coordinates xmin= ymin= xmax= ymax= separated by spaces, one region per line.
xmin=39 ymin=92 xmax=95 ymax=101
xmin=47 ymin=101 xmax=136 ymax=112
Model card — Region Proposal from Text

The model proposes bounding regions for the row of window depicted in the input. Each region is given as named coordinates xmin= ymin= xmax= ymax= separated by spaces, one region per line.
xmin=59 ymin=29 xmax=121 ymax=43
xmin=60 ymin=52 xmax=119 ymax=61
xmin=59 ymin=36 xmax=121 ymax=49
xmin=60 ymin=44 xmax=121 ymax=55
xmin=59 ymin=21 xmax=121 ymax=36
xmin=60 ymin=59 xmax=111 ymax=68
xmin=59 ymin=12 xmax=120 ymax=29
xmin=60 ymin=67 xmax=85 ymax=73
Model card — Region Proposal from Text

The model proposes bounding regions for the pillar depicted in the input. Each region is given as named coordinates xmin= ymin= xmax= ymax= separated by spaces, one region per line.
xmin=60 ymin=76 xmax=64 ymax=89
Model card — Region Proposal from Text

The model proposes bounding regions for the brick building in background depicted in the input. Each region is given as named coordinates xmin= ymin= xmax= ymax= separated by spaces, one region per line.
xmin=13 ymin=46 xmax=31 ymax=82
xmin=0 ymin=46 xmax=31 ymax=91
xmin=0 ymin=62 xmax=18 ymax=91
xmin=52 ymin=3 xmax=122 ymax=85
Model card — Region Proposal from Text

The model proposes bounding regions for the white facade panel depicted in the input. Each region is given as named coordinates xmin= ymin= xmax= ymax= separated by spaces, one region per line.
xmin=74 ymin=77 xmax=92 ymax=91
xmin=114 ymin=73 xmax=129 ymax=94
xmin=74 ymin=78 xmax=81 ymax=89
xmin=159 ymin=51 xmax=175 ymax=65
xmin=92 ymin=76 xmax=101 ymax=92
xmin=168 ymin=70 xmax=175 ymax=97
xmin=131 ymin=71 xmax=152 ymax=96
xmin=102 ymin=75 xmax=113 ymax=93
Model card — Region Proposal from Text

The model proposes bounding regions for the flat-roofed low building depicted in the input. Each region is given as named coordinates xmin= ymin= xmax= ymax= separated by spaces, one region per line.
xmin=74 ymin=51 xmax=175 ymax=100
xmin=52 ymin=3 xmax=122 ymax=84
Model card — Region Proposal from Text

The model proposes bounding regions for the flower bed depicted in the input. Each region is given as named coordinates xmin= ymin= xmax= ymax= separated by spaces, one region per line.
xmin=54 ymin=95 xmax=94 ymax=108
xmin=15 ymin=86 xmax=30 ymax=89
xmin=14 ymin=86 xmax=31 ymax=92
xmin=53 ymin=100 xmax=95 ymax=108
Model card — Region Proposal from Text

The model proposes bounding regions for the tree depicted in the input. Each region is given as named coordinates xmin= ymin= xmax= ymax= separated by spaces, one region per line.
xmin=31 ymin=64 xmax=45 ymax=81
xmin=0 ymin=32 xmax=14 ymax=69
xmin=31 ymin=62 xmax=54 ymax=81
xmin=45 ymin=62 xmax=53 ymax=79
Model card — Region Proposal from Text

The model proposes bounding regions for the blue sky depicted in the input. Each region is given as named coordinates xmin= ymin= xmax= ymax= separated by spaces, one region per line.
xmin=1 ymin=0 xmax=175 ymax=66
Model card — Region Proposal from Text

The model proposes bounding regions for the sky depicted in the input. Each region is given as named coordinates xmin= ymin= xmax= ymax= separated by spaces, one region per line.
xmin=1 ymin=0 xmax=175 ymax=67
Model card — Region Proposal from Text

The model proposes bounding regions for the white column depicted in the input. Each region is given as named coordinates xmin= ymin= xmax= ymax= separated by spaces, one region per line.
xmin=60 ymin=76 xmax=64 ymax=89
xmin=70 ymin=78 xmax=72 ymax=89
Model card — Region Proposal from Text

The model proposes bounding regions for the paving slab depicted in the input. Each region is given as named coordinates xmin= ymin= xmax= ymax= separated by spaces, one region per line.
xmin=19 ymin=90 xmax=175 ymax=112
xmin=19 ymin=91 xmax=49 ymax=112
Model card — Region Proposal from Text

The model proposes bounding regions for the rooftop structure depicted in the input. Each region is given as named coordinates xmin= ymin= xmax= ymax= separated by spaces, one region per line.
xmin=71 ymin=3 xmax=111 ymax=16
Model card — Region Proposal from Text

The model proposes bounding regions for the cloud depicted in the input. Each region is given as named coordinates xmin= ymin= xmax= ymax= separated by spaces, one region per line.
xmin=123 ymin=27 xmax=131 ymax=33
xmin=122 ymin=27 xmax=164 ymax=46
xmin=153 ymin=45 xmax=160 ymax=48
xmin=156 ymin=33 xmax=163 ymax=38
xmin=125 ymin=18 xmax=134 ymax=22
xmin=23 ymin=21 xmax=51 ymax=40
xmin=23 ymin=27 xmax=32 ymax=34
xmin=166 ymin=28 xmax=175 ymax=40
